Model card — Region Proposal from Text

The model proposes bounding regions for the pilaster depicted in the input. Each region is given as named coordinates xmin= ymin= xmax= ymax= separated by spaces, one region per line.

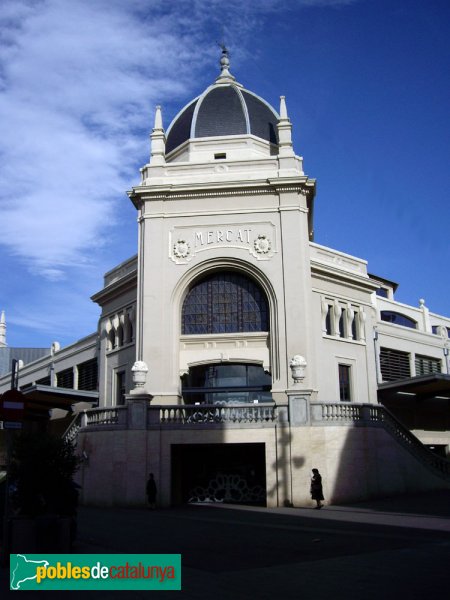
xmin=125 ymin=394 xmax=152 ymax=430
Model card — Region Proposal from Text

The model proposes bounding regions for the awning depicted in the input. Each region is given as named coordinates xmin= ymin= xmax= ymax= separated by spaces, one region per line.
xmin=378 ymin=373 xmax=450 ymax=405
xmin=22 ymin=385 xmax=98 ymax=412
xmin=0 ymin=386 xmax=97 ymax=421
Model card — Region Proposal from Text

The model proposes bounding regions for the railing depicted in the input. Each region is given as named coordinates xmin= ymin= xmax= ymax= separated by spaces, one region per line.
xmin=62 ymin=412 xmax=84 ymax=444
xmin=71 ymin=403 xmax=276 ymax=429
xmin=85 ymin=407 xmax=126 ymax=427
xmin=159 ymin=403 xmax=276 ymax=425
xmin=370 ymin=405 xmax=450 ymax=477
xmin=312 ymin=402 xmax=364 ymax=423
xmin=311 ymin=402 xmax=450 ymax=479
xmin=69 ymin=400 xmax=449 ymax=480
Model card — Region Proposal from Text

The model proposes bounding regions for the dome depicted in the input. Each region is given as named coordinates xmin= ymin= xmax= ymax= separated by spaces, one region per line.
xmin=165 ymin=50 xmax=280 ymax=155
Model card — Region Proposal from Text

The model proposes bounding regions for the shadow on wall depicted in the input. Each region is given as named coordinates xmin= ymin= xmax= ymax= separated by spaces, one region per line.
xmin=330 ymin=425 xmax=448 ymax=505
xmin=266 ymin=423 xmax=305 ymax=507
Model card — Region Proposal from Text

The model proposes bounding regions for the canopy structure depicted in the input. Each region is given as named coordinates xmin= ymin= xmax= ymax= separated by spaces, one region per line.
xmin=1 ymin=386 xmax=98 ymax=421
xmin=378 ymin=374 xmax=450 ymax=406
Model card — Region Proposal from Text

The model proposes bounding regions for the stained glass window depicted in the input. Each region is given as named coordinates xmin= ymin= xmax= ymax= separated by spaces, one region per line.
xmin=182 ymin=272 xmax=269 ymax=335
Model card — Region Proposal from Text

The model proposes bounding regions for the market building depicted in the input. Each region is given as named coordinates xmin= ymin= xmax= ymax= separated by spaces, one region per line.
xmin=1 ymin=49 xmax=449 ymax=506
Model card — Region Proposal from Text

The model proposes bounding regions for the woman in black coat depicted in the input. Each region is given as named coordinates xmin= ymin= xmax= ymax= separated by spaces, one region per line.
xmin=146 ymin=473 xmax=157 ymax=509
xmin=310 ymin=468 xmax=324 ymax=509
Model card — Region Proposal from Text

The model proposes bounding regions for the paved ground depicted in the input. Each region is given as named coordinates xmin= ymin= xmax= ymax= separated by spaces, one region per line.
xmin=2 ymin=490 xmax=450 ymax=598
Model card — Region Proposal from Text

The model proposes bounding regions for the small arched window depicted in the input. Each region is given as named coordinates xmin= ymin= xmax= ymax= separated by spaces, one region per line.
xmin=117 ymin=324 xmax=124 ymax=347
xmin=380 ymin=311 xmax=417 ymax=329
xmin=182 ymin=272 xmax=269 ymax=335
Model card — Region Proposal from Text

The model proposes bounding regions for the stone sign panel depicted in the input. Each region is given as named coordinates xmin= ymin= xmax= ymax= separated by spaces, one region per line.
xmin=169 ymin=222 xmax=277 ymax=264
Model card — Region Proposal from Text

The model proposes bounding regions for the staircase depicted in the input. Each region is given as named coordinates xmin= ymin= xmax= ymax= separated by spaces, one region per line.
xmin=311 ymin=402 xmax=450 ymax=481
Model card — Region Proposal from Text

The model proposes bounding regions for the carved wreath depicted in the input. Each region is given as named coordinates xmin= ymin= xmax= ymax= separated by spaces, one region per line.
xmin=173 ymin=239 xmax=191 ymax=259
xmin=253 ymin=234 xmax=271 ymax=254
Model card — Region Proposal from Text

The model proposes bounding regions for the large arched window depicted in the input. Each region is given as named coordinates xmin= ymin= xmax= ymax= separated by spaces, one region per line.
xmin=182 ymin=272 xmax=269 ymax=335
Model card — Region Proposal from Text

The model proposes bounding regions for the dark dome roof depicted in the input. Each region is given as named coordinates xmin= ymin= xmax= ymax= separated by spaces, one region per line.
xmin=166 ymin=83 xmax=279 ymax=155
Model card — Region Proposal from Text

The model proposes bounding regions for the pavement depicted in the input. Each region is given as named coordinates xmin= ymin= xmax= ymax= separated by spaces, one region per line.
xmin=2 ymin=490 xmax=450 ymax=599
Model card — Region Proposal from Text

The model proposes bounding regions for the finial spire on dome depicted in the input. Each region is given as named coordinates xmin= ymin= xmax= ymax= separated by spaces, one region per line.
xmin=277 ymin=95 xmax=294 ymax=157
xmin=279 ymin=96 xmax=289 ymax=120
xmin=0 ymin=310 xmax=6 ymax=347
xmin=215 ymin=43 xmax=236 ymax=84
xmin=154 ymin=105 xmax=163 ymax=131
xmin=150 ymin=104 xmax=166 ymax=165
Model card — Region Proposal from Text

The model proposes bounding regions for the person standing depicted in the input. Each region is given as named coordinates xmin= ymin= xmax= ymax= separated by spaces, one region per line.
xmin=146 ymin=473 xmax=157 ymax=509
xmin=310 ymin=468 xmax=324 ymax=509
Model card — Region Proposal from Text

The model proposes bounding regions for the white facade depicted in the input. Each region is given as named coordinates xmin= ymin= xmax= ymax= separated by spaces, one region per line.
xmin=1 ymin=51 xmax=449 ymax=506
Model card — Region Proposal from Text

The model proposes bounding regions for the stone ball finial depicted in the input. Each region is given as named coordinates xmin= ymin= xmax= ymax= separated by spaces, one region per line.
xmin=220 ymin=44 xmax=230 ymax=69
xmin=216 ymin=43 xmax=235 ymax=82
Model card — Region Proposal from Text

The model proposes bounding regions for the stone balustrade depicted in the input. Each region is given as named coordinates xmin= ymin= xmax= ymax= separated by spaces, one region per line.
xmin=72 ymin=400 xmax=449 ymax=480
xmin=84 ymin=406 xmax=126 ymax=427
xmin=159 ymin=403 xmax=276 ymax=425
xmin=75 ymin=402 xmax=277 ymax=432
xmin=310 ymin=402 xmax=364 ymax=423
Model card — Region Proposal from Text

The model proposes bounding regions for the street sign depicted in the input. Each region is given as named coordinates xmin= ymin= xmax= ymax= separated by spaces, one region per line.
xmin=3 ymin=421 xmax=22 ymax=430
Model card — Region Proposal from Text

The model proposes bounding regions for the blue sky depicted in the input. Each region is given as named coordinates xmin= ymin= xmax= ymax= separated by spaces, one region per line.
xmin=0 ymin=0 xmax=449 ymax=349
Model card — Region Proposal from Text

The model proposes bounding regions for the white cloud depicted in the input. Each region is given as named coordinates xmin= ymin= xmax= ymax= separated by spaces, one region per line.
xmin=0 ymin=0 xmax=360 ymax=279
xmin=0 ymin=0 xmax=204 ymax=279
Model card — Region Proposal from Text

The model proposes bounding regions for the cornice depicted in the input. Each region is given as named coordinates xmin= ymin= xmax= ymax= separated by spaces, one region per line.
xmin=376 ymin=323 xmax=447 ymax=348
xmin=1 ymin=337 xmax=98 ymax=384
xmin=311 ymin=262 xmax=379 ymax=293
xmin=311 ymin=287 xmax=375 ymax=310
xmin=51 ymin=342 xmax=98 ymax=365
xmin=91 ymin=271 xmax=137 ymax=306
xmin=139 ymin=204 xmax=308 ymax=221
xmin=128 ymin=176 xmax=315 ymax=206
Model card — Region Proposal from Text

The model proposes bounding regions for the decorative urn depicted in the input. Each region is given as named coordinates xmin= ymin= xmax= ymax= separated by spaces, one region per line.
xmin=289 ymin=355 xmax=307 ymax=384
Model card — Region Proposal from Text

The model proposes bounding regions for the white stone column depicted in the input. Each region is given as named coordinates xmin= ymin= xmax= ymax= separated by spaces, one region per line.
xmin=419 ymin=298 xmax=431 ymax=333
xmin=0 ymin=310 xmax=6 ymax=347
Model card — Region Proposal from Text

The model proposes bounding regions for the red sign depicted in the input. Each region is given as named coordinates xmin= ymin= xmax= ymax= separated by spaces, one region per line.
xmin=0 ymin=389 xmax=26 ymax=422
